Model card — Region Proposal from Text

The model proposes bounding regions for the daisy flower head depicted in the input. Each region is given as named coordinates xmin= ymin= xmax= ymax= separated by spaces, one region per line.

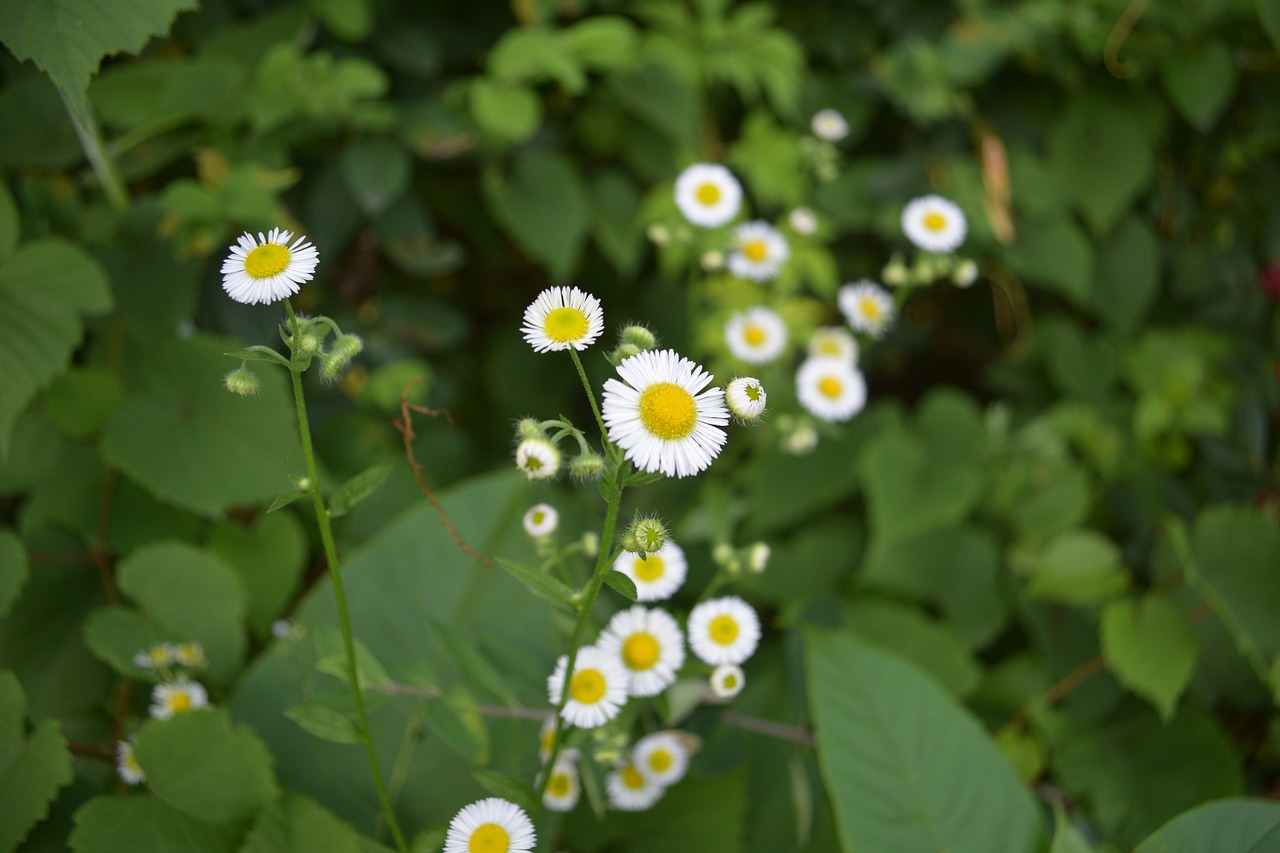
xmin=612 ymin=539 xmax=688 ymax=602
xmin=547 ymin=646 xmax=629 ymax=729
xmin=173 ymin=641 xmax=205 ymax=668
xmin=838 ymin=280 xmax=895 ymax=338
xmin=633 ymin=731 xmax=690 ymax=786
xmin=607 ymin=761 xmax=666 ymax=812
xmin=789 ymin=206 xmax=818 ymax=236
xmin=132 ymin=643 xmax=174 ymax=670
xmin=515 ymin=438 xmax=560 ymax=480
xmin=116 ymin=739 xmax=145 ymax=785
xmin=444 ymin=797 xmax=536 ymax=853
xmin=601 ymin=349 xmax=729 ymax=479
xmin=808 ymin=326 xmax=858 ymax=365
xmin=727 ymin=221 xmax=789 ymax=283
xmin=674 ymin=163 xmax=743 ymax=228
xmin=796 ymin=357 xmax=867 ymax=423
xmin=725 ymin=306 xmax=788 ymax=365
xmin=901 ymin=195 xmax=967 ymax=254
xmin=522 ymin=503 xmax=559 ymax=538
xmin=541 ymin=754 xmax=581 ymax=812
xmin=220 ymin=228 xmax=319 ymax=305
xmin=149 ymin=678 xmax=208 ymax=720
xmin=537 ymin=716 xmax=579 ymax=764
xmin=597 ymin=606 xmax=686 ymax=697
xmin=725 ymin=376 xmax=767 ymax=420
xmin=521 ymin=286 xmax=604 ymax=353
xmin=785 ymin=424 xmax=818 ymax=455
xmin=687 ymin=596 xmax=761 ymax=666
xmin=811 ymin=108 xmax=849 ymax=142
xmin=710 ymin=664 xmax=745 ymax=699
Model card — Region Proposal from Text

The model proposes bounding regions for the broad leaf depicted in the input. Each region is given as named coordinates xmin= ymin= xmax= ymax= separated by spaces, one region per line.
xmin=1012 ymin=530 xmax=1129 ymax=606
xmin=340 ymin=138 xmax=411 ymax=217
xmin=1135 ymin=798 xmax=1280 ymax=853
xmin=1046 ymin=95 xmax=1154 ymax=233
xmin=603 ymin=569 xmax=638 ymax=601
xmin=82 ymin=606 xmax=169 ymax=676
xmin=0 ymin=529 xmax=27 ymax=619
xmin=469 ymin=79 xmax=541 ymax=143
xmin=328 ymin=463 xmax=392 ymax=518
xmin=69 ymin=796 xmax=236 ymax=853
xmin=484 ymin=149 xmax=589 ymax=280
xmin=1100 ymin=595 xmax=1198 ymax=720
xmin=240 ymin=791 xmax=365 ymax=853
xmin=0 ymin=671 xmax=74 ymax=849
xmin=1160 ymin=41 xmax=1236 ymax=132
xmin=206 ymin=512 xmax=306 ymax=640
xmin=495 ymin=557 xmax=576 ymax=612
xmin=283 ymin=703 xmax=360 ymax=744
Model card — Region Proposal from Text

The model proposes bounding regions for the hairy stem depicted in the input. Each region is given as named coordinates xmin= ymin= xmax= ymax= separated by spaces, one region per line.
xmin=568 ymin=348 xmax=608 ymax=442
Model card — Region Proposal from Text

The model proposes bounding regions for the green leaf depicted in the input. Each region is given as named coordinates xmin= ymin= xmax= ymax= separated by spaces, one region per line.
xmin=0 ymin=530 xmax=27 ymax=619
xmin=1049 ymin=803 xmax=1095 ymax=853
xmin=313 ymin=625 xmax=391 ymax=690
xmin=0 ymin=181 xmax=17 ymax=264
xmin=0 ymin=671 xmax=74 ymax=849
xmin=424 ymin=685 xmax=489 ymax=764
xmin=328 ymin=463 xmax=392 ymax=519
xmin=842 ymin=600 xmax=983 ymax=698
xmin=241 ymin=792 xmax=364 ymax=853
xmin=469 ymin=79 xmax=541 ymax=143
xmin=340 ymin=138 xmax=411 ymax=217
xmin=89 ymin=55 xmax=247 ymax=130
xmin=487 ymin=25 xmax=585 ymax=92
xmin=494 ymin=557 xmax=576 ymax=612
xmin=1006 ymin=216 xmax=1094 ymax=305
xmin=43 ymin=366 xmax=123 ymax=438
xmin=805 ymin=630 xmax=1043 ymax=853
xmin=283 ymin=703 xmax=360 ymax=744
xmin=1135 ymin=798 xmax=1280 ymax=853
xmin=307 ymin=0 xmax=373 ymax=42
xmin=484 ymin=149 xmax=589 ymax=280
xmin=267 ymin=491 xmax=306 ymax=513
xmin=133 ymin=708 xmax=279 ymax=824
xmin=472 ymin=769 xmax=536 ymax=814
xmin=1262 ymin=0 xmax=1280 ymax=52
xmin=609 ymin=61 xmax=700 ymax=146
xmin=0 ymin=239 xmax=113 ymax=458
xmin=69 ymin=796 xmax=237 ymax=853
xmin=603 ymin=569 xmax=638 ymax=601
xmin=82 ymin=606 xmax=169 ymax=676
xmin=1101 ymin=595 xmax=1198 ymax=720
xmin=589 ymin=170 xmax=643 ymax=276
xmin=1160 ymin=42 xmax=1236 ymax=132
xmin=1046 ymin=95 xmax=1155 ymax=233
xmin=1095 ymin=217 xmax=1160 ymax=334
xmin=727 ymin=110 xmax=807 ymax=208
xmin=206 ymin=512 xmax=306 ymax=640
xmin=559 ymin=16 xmax=637 ymax=70
xmin=1012 ymin=530 xmax=1129 ymax=606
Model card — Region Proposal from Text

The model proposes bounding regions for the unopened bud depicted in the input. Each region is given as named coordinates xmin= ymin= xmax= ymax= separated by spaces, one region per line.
xmin=581 ymin=531 xmax=599 ymax=558
xmin=224 ymin=365 xmax=262 ymax=397
xmin=647 ymin=224 xmax=670 ymax=246
xmin=610 ymin=343 xmax=641 ymax=365
xmin=296 ymin=333 xmax=323 ymax=356
xmin=515 ymin=438 xmax=560 ymax=480
xmin=700 ymin=250 xmax=725 ymax=271
xmin=953 ymin=259 xmax=979 ymax=288
xmin=882 ymin=257 xmax=909 ymax=287
xmin=786 ymin=425 xmax=819 ymax=455
xmin=516 ymin=418 xmax=546 ymax=440
xmin=569 ymin=452 xmax=605 ymax=480
xmin=319 ymin=334 xmax=364 ymax=381
xmin=725 ymin=377 xmax=767 ymax=421
xmin=748 ymin=542 xmax=771 ymax=573
xmin=712 ymin=543 xmax=735 ymax=565
xmin=623 ymin=516 xmax=668 ymax=555
xmin=621 ymin=325 xmax=656 ymax=351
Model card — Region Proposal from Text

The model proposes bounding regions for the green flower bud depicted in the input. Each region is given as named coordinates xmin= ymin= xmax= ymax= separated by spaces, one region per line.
xmin=319 ymin=334 xmax=364 ymax=381
xmin=296 ymin=333 xmax=323 ymax=356
xmin=581 ymin=531 xmax=599 ymax=558
xmin=224 ymin=365 xmax=262 ymax=397
xmin=620 ymin=325 xmax=657 ymax=351
xmin=622 ymin=515 xmax=668 ymax=555
xmin=569 ymin=452 xmax=605 ymax=480
xmin=712 ymin=543 xmax=735 ymax=565
xmin=610 ymin=343 xmax=642 ymax=365
xmin=516 ymin=418 xmax=546 ymax=440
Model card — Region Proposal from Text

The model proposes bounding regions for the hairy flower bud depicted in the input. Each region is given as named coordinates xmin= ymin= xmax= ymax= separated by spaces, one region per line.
xmin=620 ymin=325 xmax=657 ymax=351
xmin=569 ymin=452 xmax=605 ymax=480
xmin=319 ymin=334 xmax=364 ymax=381
xmin=622 ymin=515 xmax=668 ymax=555
xmin=223 ymin=365 xmax=262 ymax=397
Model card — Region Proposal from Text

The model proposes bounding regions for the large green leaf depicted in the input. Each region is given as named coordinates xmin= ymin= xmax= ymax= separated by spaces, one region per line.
xmin=69 ymin=795 xmax=237 ymax=853
xmin=805 ymin=630 xmax=1043 ymax=853
xmin=1135 ymin=798 xmax=1280 ymax=853
xmin=1100 ymin=595 xmax=1198 ymax=721
xmin=842 ymin=600 xmax=982 ymax=697
xmin=0 ymin=529 xmax=27 ymax=619
xmin=1046 ymin=95 xmax=1154 ymax=234
xmin=240 ymin=791 xmax=365 ymax=853
xmin=205 ymin=512 xmax=306 ymax=641
xmin=1011 ymin=529 xmax=1129 ymax=606
xmin=1094 ymin=216 xmax=1160 ymax=335
xmin=1160 ymin=41 xmax=1236 ymax=132
xmin=1006 ymin=216 xmax=1094 ymax=305
xmin=0 ymin=671 xmax=74 ymax=849
xmin=484 ymin=149 xmax=589 ymax=280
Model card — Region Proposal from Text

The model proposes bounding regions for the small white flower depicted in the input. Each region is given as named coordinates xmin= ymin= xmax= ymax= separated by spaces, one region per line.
xmin=601 ymin=349 xmax=729 ymax=479
xmin=522 ymin=503 xmax=559 ymax=537
xmin=837 ymin=280 xmax=895 ymax=338
xmin=271 ymin=619 xmax=293 ymax=639
xmin=747 ymin=542 xmax=771 ymax=573
xmin=727 ymin=221 xmax=789 ymax=282
xmin=709 ymin=664 xmax=745 ymax=699
xmin=954 ymin=258 xmax=979 ymax=288
xmin=724 ymin=307 xmax=787 ymax=365
xmin=633 ymin=731 xmax=690 ymax=787
xmin=701 ymin=250 xmax=725 ymax=271
xmin=541 ymin=753 xmax=581 ymax=812
xmin=647 ymin=224 xmax=671 ymax=245
xmin=444 ymin=797 xmax=536 ymax=853
xmin=515 ymin=438 xmax=560 ymax=480
xmin=687 ymin=596 xmax=761 ymax=666
xmin=674 ymin=163 xmax=743 ymax=228
xmin=547 ymin=646 xmax=629 ymax=729
xmin=607 ymin=761 xmax=666 ymax=811
xmin=537 ymin=716 xmax=579 ymax=764
xmin=521 ymin=286 xmax=605 ymax=353
xmin=725 ymin=377 xmax=767 ymax=420
xmin=132 ymin=644 xmax=174 ymax=669
xmin=785 ymin=425 xmax=818 ymax=455
xmin=116 ymin=739 xmax=145 ymax=785
xmin=597 ymin=606 xmax=686 ymax=697
xmin=612 ymin=539 xmax=688 ymax=602
xmin=807 ymin=326 xmax=858 ymax=365
xmin=796 ymin=357 xmax=867 ymax=423
xmin=220 ymin=228 xmax=319 ymax=305
xmin=173 ymin=642 xmax=205 ymax=668
xmin=901 ymin=195 xmax=967 ymax=254
xmin=811 ymin=108 xmax=849 ymax=142
xmin=149 ymin=678 xmax=208 ymax=720
xmin=789 ymin=207 xmax=818 ymax=236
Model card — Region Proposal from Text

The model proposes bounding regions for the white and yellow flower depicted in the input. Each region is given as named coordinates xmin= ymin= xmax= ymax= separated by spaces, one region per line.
xmin=220 ymin=228 xmax=319 ymax=305
xmin=612 ymin=539 xmax=688 ymax=602
xmin=601 ymin=349 xmax=729 ymax=479
xmin=606 ymin=761 xmax=666 ymax=811
xmin=674 ymin=163 xmax=743 ymax=228
xmin=727 ymin=221 xmax=789 ymax=282
xmin=149 ymin=678 xmax=208 ymax=720
xmin=796 ymin=357 xmax=867 ymax=423
xmin=132 ymin=643 xmax=175 ymax=670
xmin=633 ymin=731 xmax=690 ymax=786
xmin=537 ymin=716 xmax=579 ymax=764
xmin=837 ymin=280 xmax=894 ymax=338
xmin=116 ymin=739 xmax=145 ymax=785
xmin=954 ymin=258 xmax=979 ymax=288
xmin=811 ymin=108 xmax=849 ymax=142
xmin=444 ymin=797 xmax=536 ymax=853
xmin=515 ymin=438 xmax=560 ymax=480
xmin=789 ymin=207 xmax=818 ymax=236
xmin=807 ymin=326 xmax=858 ymax=365
xmin=173 ymin=641 xmax=205 ymax=668
xmin=522 ymin=503 xmax=559 ymax=538
xmin=725 ymin=377 xmax=767 ymax=420
xmin=541 ymin=753 xmax=581 ymax=812
xmin=547 ymin=646 xmax=629 ymax=729
xmin=687 ymin=596 xmax=761 ymax=666
xmin=747 ymin=542 xmax=771 ymax=573
xmin=785 ymin=424 xmax=818 ymax=455
xmin=709 ymin=664 xmax=745 ymax=699
xmin=521 ymin=286 xmax=605 ymax=353
xmin=901 ymin=195 xmax=967 ymax=254
xmin=597 ymin=606 xmax=686 ymax=697
xmin=724 ymin=307 xmax=788 ymax=365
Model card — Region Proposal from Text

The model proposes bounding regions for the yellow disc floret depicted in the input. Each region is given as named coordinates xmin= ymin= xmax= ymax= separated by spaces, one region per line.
xmin=695 ymin=182 xmax=722 ymax=206
xmin=923 ymin=212 xmax=947 ymax=232
xmin=170 ymin=692 xmax=192 ymax=713
xmin=622 ymin=632 xmax=661 ymax=670
xmin=743 ymin=324 xmax=766 ymax=346
xmin=742 ymin=240 xmax=768 ymax=262
xmin=633 ymin=555 xmax=665 ymax=582
xmin=468 ymin=823 xmax=510 ymax=853
xmin=570 ymin=668 xmax=607 ymax=704
xmin=243 ymin=243 xmax=291 ymax=279
xmin=638 ymin=382 xmax=698 ymax=440
xmin=543 ymin=307 xmax=589 ymax=343
xmin=622 ymin=764 xmax=647 ymax=789
xmin=818 ymin=376 xmax=843 ymax=399
xmin=549 ymin=772 xmax=572 ymax=798
xmin=709 ymin=614 xmax=740 ymax=646
xmin=860 ymin=297 xmax=882 ymax=321
xmin=648 ymin=749 xmax=673 ymax=773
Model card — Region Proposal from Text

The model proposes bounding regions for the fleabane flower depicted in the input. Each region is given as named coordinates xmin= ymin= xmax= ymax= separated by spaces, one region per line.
xmin=727 ymin=221 xmax=789 ymax=282
xmin=710 ymin=664 xmax=745 ymax=699
xmin=601 ymin=349 xmax=729 ymax=479
xmin=901 ymin=195 xmax=967 ymax=254
xmin=633 ymin=731 xmax=690 ymax=787
xmin=173 ymin=642 xmax=205 ymax=668
xmin=687 ymin=596 xmax=761 ymax=666
xmin=444 ymin=797 xmax=536 ymax=853
xmin=220 ymin=228 xmax=319 ymax=305
xmin=747 ymin=542 xmax=771 ymax=573
xmin=537 ymin=716 xmax=578 ymax=764
xmin=789 ymin=207 xmax=818 ymax=236
xmin=612 ymin=539 xmax=688 ymax=602
xmin=515 ymin=438 xmax=560 ymax=480
xmin=674 ymin=163 xmax=743 ymax=228
xmin=541 ymin=754 xmax=581 ymax=812
xmin=597 ymin=606 xmax=686 ymax=697
xmin=116 ymin=739 xmax=145 ymax=785
xmin=607 ymin=761 xmax=666 ymax=811
xmin=547 ymin=646 xmax=629 ymax=729
xmin=808 ymin=326 xmax=858 ymax=365
xmin=521 ymin=286 xmax=604 ymax=353
xmin=149 ymin=678 xmax=208 ymax=720
xmin=522 ymin=503 xmax=559 ymax=538
xmin=811 ymin=108 xmax=849 ymax=142
xmin=132 ymin=643 xmax=174 ymax=670
xmin=725 ymin=377 xmax=767 ymax=420
xmin=838 ymin=280 xmax=895 ymax=338
xmin=725 ymin=307 xmax=788 ymax=365
xmin=796 ymin=357 xmax=867 ymax=423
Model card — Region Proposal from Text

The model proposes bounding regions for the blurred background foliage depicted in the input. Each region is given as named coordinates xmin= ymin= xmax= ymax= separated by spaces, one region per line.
xmin=1 ymin=0 xmax=1280 ymax=850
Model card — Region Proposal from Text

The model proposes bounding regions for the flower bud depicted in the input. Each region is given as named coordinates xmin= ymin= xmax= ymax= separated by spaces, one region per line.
xmin=646 ymin=224 xmax=670 ymax=246
xmin=523 ymin=503 xmax=559 ymax=538
xmin=319 ymin=334 xmax=364 ymax=381
xmin=610 ymin=343 xmax=642 ymax=365
xmin=296 ymin=333 xmax=323 ymax=356
xmin=785 ymin=425 xmax=818 ymax=455
xmin=953 ymin=259 xmax=979 ymax=288
xmin=569 ymin=452 xmax=605 ymax=480
xmin=789 ymin=207 xmax=818 ymax=236
xmin=882 ymin=256 xmax=909 ymax=287
xmin=515 ymin=438 xmax=560 ymax=480
xmin=581 ymin=531 xmax=599 ymax=558
xmin=516 ymin=418 xmax=546 ymax=440
xmin=710 ymin=664 xmax=745 ymax=699
xmin=620 ymin=325 xmax=656 ymax=351
xmin=224 ymin=365 xmax=262 ymax=397
xmin=700 ymin=250 xmax=725 ymax=271
xmin=622 ymin=515 xmax=668 ymax=555
xmin=712 ymin=543 xmax=735 ymax=565
xmin=725 ymin=377 xmax=767 ymax=421
xmin=747 ymin=542 xmax=771 ymax=573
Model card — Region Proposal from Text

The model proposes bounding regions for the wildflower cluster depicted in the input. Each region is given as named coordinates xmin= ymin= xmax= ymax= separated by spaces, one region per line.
xmin=114 ymin=642 xmax=211 ymax=786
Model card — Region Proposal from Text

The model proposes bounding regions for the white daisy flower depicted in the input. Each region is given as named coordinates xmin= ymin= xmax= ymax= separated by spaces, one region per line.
xmin=633 ymin=731 xmax=690 ymax=786
xmin=537 ymin=716 xmax=579 ymax=765
xmin=173 ymin=642 xmax=205 ymax=667
xmin=522 ymin=503 xmax=559 ymax=538
xmin=674 ymin=163 xmax=743 ymax=228
xmin=954 ymin=258 xmax=979 ymax=288
xmin=687 ymin=596 xmax=761 ymax=666
xmin=724 ymin=306 xmax=787 ymax=365
xmin=520 ymin=286 xmax=605 ymax=353
xmin=785 ymin=425 xmax=818 ymax=455
xmin=547 ymin=646 xmax=629 ymax=729
xmin=612 ymin=539 xmax=688 ymax=602
xmin=796 ymin=357 xmax=867 ymax=423
xmin=901 ymin=195 xmax=967 ymax=254
xmin=515 ymin=438 xmax=560 ymax=480
xmin=601 ymin=349 xmax=729 ymax=479
xmin=541 ymin=753 xmax=581 ymax=812
xmin=220 ymin=228 xmax=319 ymax=305
xmin=116 ymin=739 xmax=145 ymax=785
xmin=747 ymin=542 xmax=771 ymax=573
xmin=727 ymin=221 xmax=789 ymax=282
xmin=597 ymin=606 xmax=686 ymax=697
xmin=149 ymin=678 xmax=208 ymax=720
xmin=811 ymin=108 xmax=849 ymax=142
xmin=132 ymin=643 xmax=174 ymax=669
xmin=788 ymin=207 xmax=818 ymax=236
xmin=607 ymin=761 xmax=666 ymax=812
xmin=807 ymin=326 xmax=858 ymax=365
xmin=837 ymin=280 xmax=895 ymax=338
xmin=444 ymin=797 xmax=536 ymax=853
xmin=725 ymin=377 xmax=767 ymax=420
xmin=709 ymin=664 xmax=745 ymax=699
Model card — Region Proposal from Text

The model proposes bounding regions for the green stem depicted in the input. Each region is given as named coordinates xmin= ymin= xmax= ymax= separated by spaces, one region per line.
xmin=59 ymin=91 xmax=129 ymax=213
xmin=283 ymin=302 xmax=410 ymax=853
xmin=686 ymin=254 xmax=700 ymax=356
xmin=568 ymin=349 xmax=608 ymax=442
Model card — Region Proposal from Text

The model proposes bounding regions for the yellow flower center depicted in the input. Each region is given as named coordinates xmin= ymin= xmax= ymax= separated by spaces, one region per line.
xmin=148 ymin=647 xmax=170 ymax=664
xmin=817 ymin=339 xmax=841 ymax=356
xmin=523 ymin=456 xmax=543 ymax=472
xmin=742 ymin=240 xmax=768 ymax=262
xmin=638 ymin=382 xmax=698 ymax=440
xmin=709 ymin=614 xmax=740 ymax=646
xmin=648 ymin=748 xmax=673 ymax=773
xmin=695 ymin=182 xmax=721 ymax=206
xmin=541 ymin=726 xmax=556 ymax=755
xmin=570 ymin=668 xmax=607 ymax=704
xmin=622 ymin=632 xmax=661 ymax=670
xmin=742 ymin=382 xmax=762 ymax=402
xmin=860 ymin=296 xmax=882 ymax=321
xmin=923 ymin=211 xmax=947 ymax=232
xmin=721 ymin=671 xmax=738 ymax=690
xmin=468 ymin=823 xmax=509 ymax=853
xmin=244 ymin=243 xmax=291 ymax=279
xmin=544 ymin=306 xmax=589 ymax=343
xmin=549 ymin=772 xmax=572 ymax=798
xmin=633 ymin=555 xmax=665 ymax=582
xmin=531 ymin=511 xmax=546 ymax=525
xmin=124 ymin=752 xmax=142 ymax=774
xmin=169 ymin=692 xmax=192 ymax=713
xmin=622 ymin=764 xmax=647 ymax=789
xmin=818 ymin=376 xmax=843 ymax=399
xmin=743 ymin=324 xmax=767 ymax=346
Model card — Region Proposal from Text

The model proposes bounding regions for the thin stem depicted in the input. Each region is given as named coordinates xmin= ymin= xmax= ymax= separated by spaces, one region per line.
xmin=59 ymin=92 xmax=128 ymax=213
xmin=284 ymin=302 xmax=410 ymax=853
xmin=568 ymin=349 xmax=608 ymax=442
